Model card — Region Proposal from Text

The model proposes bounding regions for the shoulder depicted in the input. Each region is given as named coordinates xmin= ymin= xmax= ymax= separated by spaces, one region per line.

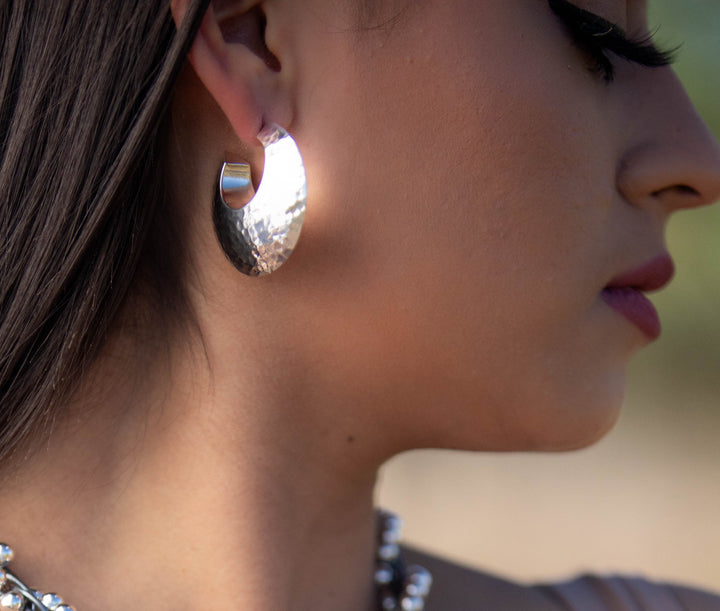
xmin=542 ymin=573 xmax=720 ymax=611
xmin=402 ymin=547 xmax=720 ymax=611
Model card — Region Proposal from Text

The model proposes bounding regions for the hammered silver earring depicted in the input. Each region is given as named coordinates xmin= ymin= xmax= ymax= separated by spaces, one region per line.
xmin=213 ymin=124 xmax=307 ymax=276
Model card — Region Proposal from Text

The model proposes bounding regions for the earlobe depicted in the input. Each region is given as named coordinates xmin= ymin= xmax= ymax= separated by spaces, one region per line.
xmin=170 ymin=0 xmax=286 ymax=144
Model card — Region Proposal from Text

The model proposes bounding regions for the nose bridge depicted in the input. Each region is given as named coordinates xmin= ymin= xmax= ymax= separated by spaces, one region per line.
xmin=616 ymin=67 xmax=720 ymax=214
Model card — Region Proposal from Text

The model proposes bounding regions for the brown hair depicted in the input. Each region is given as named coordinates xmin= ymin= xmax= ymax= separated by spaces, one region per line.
xmin=0 ymin=0 xmax=210 ymax=466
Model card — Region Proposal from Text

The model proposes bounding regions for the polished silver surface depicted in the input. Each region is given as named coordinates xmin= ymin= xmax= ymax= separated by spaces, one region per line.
xmin=40 ymin=594 xmax=63 ymax=610
xmin=381 ymin=595 xmax=398 ymax=610
xmin=375 ymin=563 xmax=394 ymax=586
xmin=0 ymin=592 xmax=23 ymax=610
xmin=381 ymin=515 xmax=402 ymax=544
xmin=0 ymin=545 xmax=13 ymax=568
xmin=375 ymin=511 xmax=432 ymax=611
xmin=0 ymin=546 xmax=74 ymax=611
xmin=217 ymin=163 xmax=253 ymax=209
xmin=405 ymin=566 xmax=433 ymax=598
xmin=213 ymin=124 xmax=307 ymax=276
xmin=400 ymin=595 xmax=425 ymax=611
xmin=378 ymin=543 xmax=400 ymax=562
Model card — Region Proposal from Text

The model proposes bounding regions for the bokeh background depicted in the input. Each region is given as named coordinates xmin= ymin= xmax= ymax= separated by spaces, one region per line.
xmin=377 ymin=0 xmax=720 ymax=593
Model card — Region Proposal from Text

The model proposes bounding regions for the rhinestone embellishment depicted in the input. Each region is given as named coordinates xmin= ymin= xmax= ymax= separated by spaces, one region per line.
xmin=375 ymin=511 xmax=433 ymax=610
xmin=0 ymin=545 xmax=76 ymax=611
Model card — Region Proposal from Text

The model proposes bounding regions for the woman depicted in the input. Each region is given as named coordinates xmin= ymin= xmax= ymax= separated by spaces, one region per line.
xmin=1 ymin=0 xmax=719 ymax=609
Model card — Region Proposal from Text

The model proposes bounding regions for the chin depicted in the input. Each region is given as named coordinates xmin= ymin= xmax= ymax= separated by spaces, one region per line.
xmin=397 ymin=355 xmax=630 ymax=455
xmin=539 ymin=406 xmax=623 ymax=451
xmin=422 ymin=394 xmax=625 ymax=456
xmin=445 ymin=371 xmax=628 ymax=454
xmin=527 ymin=379 xmax=627 ymax=452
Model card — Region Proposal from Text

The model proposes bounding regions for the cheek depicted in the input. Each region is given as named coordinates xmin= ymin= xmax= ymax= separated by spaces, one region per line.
xmin=291 ymin=3 xmax=627 ymax=451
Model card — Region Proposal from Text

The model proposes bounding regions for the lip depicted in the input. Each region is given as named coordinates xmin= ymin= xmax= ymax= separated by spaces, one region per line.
xmin=601 ymin=254 xmax=675 ymax=340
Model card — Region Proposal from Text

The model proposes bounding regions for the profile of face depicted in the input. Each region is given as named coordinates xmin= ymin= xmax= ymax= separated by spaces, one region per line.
xmin=181 ymin=0 xmax=720 ymax=457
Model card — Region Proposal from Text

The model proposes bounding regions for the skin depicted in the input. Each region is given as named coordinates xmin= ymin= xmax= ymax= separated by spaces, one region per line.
xmin=1 ymin=0 xmax=719 ymax=610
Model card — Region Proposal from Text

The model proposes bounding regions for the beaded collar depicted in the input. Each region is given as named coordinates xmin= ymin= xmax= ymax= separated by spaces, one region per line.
xmin=374 ymin=510 xmax=433 ymax=610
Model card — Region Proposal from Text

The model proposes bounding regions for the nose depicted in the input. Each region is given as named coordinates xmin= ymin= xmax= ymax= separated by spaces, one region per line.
xmin=616 ymin=68 xmax=720 ymax=215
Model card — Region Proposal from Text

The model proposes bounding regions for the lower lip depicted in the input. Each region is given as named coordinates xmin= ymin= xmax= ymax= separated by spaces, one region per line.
xmin=601 ymin=287 xmax=661 ymax=340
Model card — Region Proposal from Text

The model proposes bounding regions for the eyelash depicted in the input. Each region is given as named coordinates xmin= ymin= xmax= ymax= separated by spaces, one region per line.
xmin=548 ymin=0 xmax=677 ymax=83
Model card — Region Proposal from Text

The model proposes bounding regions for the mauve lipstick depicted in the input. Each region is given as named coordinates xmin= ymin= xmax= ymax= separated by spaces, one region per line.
xmin=601 ymin=254 xmax=675 ymax=340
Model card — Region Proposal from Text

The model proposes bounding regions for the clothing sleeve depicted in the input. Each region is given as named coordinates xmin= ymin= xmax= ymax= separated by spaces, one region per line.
xmin=542 ymin=574 xmax=720 ymax=611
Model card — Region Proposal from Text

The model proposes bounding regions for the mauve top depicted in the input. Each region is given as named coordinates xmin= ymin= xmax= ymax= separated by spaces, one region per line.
xmin=404 ymin=547 xmax=720 ymax=610
xmin=543 ymin=574 xmax=720 ymax=611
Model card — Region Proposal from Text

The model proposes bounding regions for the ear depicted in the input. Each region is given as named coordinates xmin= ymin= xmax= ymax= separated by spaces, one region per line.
xmin=170 ymin=0 xmax=291 ymax=144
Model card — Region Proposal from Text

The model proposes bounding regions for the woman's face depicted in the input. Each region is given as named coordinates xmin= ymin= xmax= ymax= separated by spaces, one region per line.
xmin=270 ymin=0 xmax=720 ymax=453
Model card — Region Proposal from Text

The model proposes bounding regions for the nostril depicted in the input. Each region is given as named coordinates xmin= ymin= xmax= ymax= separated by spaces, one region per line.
xmin=651 ymin=184 xmax=699 ymax=198
xmin=649 ymin=183 xmax=711 ymax=211
xmin=615 ymin=143 xmax=718 ymax=212
xmin=674 ymin=184 xmax=699 ymax=197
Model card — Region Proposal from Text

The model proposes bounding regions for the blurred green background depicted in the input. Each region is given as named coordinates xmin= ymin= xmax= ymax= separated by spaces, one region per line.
xmin=645 ymin=0 xmax=720 ymax=387
xmin=378 ymin=0 xmax=720 ymax=594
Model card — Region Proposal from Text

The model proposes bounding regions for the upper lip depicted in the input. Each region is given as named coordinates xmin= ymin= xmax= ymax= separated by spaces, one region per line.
xmin=605 ymin=253 xmax=675 ymax=293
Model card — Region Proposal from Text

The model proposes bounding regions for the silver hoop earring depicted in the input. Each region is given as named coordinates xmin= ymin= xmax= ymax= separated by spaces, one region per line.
xmin=213 ymin=124 xmax=307 ymax=276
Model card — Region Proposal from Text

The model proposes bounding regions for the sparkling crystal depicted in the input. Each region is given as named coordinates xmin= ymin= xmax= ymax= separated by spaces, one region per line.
xmin=54 ymin=605 xmax=75 ymax=611
xmin=405 ymin=566 xmax=433 ymax=598
xmin=381 ymin=515 xmax=403 ymax=544
xmin=374 ymin=563 xmax=394 ymax=585
xmin=0 ymin=569 xmax=6 ymax=588
xmin=381 ymin=595 xmax=398 ymax=610
xmin=381 ymin=529 xmax=401 ymax=544
xmin=0 ymin=591 xmax=24 ymax=611
xmin=400 ymin=595 xmax=425 ymax=611
xmin=377 ymin=543 xmax=400 ymax=562
xmin=41 ymin=593 xmax=64 ymax=609
xmin=0 ymin=545 xmax=13 ymax=567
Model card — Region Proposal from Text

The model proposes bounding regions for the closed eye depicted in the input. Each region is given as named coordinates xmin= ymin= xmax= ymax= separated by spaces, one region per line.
xmin=548 ymin=0 xmax=677 ymax=83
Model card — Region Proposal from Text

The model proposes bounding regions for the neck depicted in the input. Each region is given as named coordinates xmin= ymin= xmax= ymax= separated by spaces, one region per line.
xmin=0 ymin=327 xmax=382 ymax=611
